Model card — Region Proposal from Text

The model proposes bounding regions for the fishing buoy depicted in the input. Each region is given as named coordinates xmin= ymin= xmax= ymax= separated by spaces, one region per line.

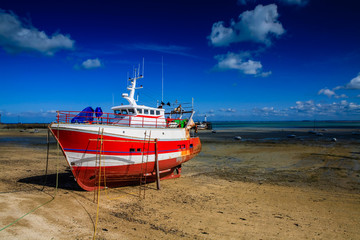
xmin=331 ymin=138 xmax=337 ymax=142
xmin=234 ymin=136 xmax=242 ymax=140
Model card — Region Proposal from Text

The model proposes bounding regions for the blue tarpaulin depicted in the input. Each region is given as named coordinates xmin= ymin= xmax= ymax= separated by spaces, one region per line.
xmin=71 ymin=107 xmax=94 ymax=123
xmin=95 ymin=107 xmax=103 ymax=118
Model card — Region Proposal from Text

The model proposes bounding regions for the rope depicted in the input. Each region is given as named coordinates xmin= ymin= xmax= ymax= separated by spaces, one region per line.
xmin=41 ymin=128 xmax=50 ymax=191
xmin=0 ymin=124 xmax=60 ymax=232
xmin=93 ymin=128 xmax=104 ymax=240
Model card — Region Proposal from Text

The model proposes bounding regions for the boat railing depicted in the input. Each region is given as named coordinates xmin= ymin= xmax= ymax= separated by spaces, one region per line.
xmin=55 ymin=110 xmax=188 ymax=128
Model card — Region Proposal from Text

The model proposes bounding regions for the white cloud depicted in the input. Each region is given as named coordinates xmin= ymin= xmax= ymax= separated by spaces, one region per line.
xmin=289 ymin=100 xmax=360 ymax=117
xmin=81 ymin=58 xmax=102 ymax=69
xmin=219 ymin=108 xmax=237 ymax=113
xmin=260 ymin=71 xmax=272 ymax=77
xmin=214 ymin=52 xmax=271 ymax=76
xmin=209 ymin=4 xmax=285 ymax=46
xmin=334 ymin=94 xmax=348 ymax=99
xmin=252 ymin=106 xmax=288 ymax=117
xmin=0 ymin=9 xmax=74 ymax=55
xmin=318 ymin=88 xmax=336 ymax=98
xmin=346 ymin=73 xmax=360 ymax=89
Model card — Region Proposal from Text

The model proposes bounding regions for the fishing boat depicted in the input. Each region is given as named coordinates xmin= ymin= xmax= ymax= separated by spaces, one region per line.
xmin=49 ymin=69 xmax=201 ymax=191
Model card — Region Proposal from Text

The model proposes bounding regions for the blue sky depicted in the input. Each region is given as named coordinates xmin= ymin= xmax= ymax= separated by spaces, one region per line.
xmin=0 ymin=0 xmax=360 ymax=122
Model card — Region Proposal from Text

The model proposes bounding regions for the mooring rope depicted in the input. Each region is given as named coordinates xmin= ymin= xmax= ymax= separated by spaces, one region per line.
xmin=93 ymin=128 xmax=104 ymax=240
xmin=0 ymin=124 xmax=60 ymax=232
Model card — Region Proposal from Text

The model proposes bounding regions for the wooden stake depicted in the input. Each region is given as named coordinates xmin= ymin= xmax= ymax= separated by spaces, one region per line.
xmin=155 ymin=139 xmax=161 ymax=190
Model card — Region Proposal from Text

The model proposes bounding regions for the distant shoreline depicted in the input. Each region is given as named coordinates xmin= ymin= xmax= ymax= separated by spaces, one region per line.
xmin=0 ymin=123 xmax=49 ymax=129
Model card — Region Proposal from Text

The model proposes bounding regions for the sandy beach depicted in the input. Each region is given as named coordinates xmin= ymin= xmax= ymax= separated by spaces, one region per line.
xmin=0 ymin=128 xmax=359 ymax=239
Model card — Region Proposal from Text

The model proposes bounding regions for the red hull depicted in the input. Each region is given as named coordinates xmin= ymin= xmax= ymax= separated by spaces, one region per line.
xmin=50 ymin=126 xmax=201 ymax=191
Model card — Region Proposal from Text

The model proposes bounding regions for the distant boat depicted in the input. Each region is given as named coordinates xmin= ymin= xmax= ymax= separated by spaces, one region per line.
xmin=196 ymin=115 xmax=212 ymax=130
xmin=49 ymin=68 xmax=201 ymax=191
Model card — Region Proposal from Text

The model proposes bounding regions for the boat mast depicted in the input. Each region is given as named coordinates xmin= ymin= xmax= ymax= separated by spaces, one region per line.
xmin=123 ymin=67 xmax=143 ymax=106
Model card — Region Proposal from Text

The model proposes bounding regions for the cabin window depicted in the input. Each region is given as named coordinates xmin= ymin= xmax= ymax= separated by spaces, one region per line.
xmin=144 ymin=109 xmax=149 ymax=114
xmin=121 ymin=109 xmax=128 ymax=115
xmin=128 ymin=109 xmax=135 ymax=114
xmin=130 ymin=148 xmax=135 ymax=152
xmin=150 ymin=110 xmax=154 ymax=115
xmin=114 ymin=110 xmax=120 ymax=115
xmin=156 ymin=110 xmax=160 ymax=115
xmin=137 ymin=108 xmax=142 ymax=114
xmin=137 ymin=148 xmax=141 ymax=152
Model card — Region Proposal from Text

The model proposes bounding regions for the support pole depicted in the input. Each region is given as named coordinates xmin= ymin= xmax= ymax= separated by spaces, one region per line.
xmin=155 ymin=139 xmax=161 ymax=190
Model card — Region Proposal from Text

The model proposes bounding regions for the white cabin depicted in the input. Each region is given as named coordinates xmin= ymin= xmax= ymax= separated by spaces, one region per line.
xmin=111 ymin=71 xmax=166 ymax=128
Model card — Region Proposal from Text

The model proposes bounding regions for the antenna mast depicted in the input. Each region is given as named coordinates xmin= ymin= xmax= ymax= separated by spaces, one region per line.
xmin=162 ymin=56 xmax=164 ymax=102
xmin=142 ymin=58 xmax=145 ymax=77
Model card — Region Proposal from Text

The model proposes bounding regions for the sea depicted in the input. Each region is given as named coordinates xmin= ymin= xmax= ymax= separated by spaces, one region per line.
xmin=211 ymin=121 xmax=360 ymax=130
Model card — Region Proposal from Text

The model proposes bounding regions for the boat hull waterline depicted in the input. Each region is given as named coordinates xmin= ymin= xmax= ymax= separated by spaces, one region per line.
xmin=50 ymin=123 xmax=201 ymax=191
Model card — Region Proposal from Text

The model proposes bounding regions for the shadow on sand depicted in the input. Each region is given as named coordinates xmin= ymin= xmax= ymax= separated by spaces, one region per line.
xmin=18 ymin=170 xmax=83 ymax=191
xmin=18 ymin=170 xmax=158 ymax=192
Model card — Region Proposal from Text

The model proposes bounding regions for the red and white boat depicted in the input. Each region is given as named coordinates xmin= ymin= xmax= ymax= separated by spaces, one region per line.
xmin=49 ymin=70 xmax=201 ymax=191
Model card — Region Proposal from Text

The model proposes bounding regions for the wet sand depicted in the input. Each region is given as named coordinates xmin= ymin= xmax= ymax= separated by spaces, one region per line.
xmin=0 ymin=128 xmax=359 ymax=239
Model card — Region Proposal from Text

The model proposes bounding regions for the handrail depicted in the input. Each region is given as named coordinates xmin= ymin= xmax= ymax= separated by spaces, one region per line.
xmin=55 ymin=110 xmax=189 ymax=129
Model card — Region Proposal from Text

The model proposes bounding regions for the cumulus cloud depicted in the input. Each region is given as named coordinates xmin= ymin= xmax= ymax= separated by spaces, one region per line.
xmin=289 ymin=100 xmax=360 ymax=117
xmin=346 ymin=73 xmax=360 ymax=89
xmin=214 ymin=52 xmax=270 ymax=76
xmin=252 ymin=106 xmax=288 ymax=117
xmin=319 ymin=73 xmax=360 ymax=100
xmin=219 ymin=108 xmax=237 ymax=113
xmin=0 ymin=9 xmax=74 ymax=55
xmin=209 ymin=4 xmax=285 ymax=47
xmin=81 ymin=58 xmax=102 ymax=69
xmin=318 ymin=88 xmax=336 ymax=98
xmin=334 ymin=94 xmax=348 ymax=99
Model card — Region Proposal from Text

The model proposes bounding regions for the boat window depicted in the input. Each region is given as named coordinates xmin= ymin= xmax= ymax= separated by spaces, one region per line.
xmin=150 ymin=110 xmax=154 ymax=115
xmin=121 ymin=109 xmax=128 ymax=115
xmin=114 ymin=110 xmax=120 ymax=115
xmin=128 ymin=109 xmax=135 ymax=114
xmin=144 ymin=109 xmax=149 ymax=114
xmin=137 ymin=108 xmax=142 ymax=114
xmin=156 ymin=110 xmax=160 ymax=115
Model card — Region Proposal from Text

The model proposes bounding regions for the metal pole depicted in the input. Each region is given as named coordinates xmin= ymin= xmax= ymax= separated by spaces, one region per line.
xmin=155 ymin=139 xmax=161 ymax=190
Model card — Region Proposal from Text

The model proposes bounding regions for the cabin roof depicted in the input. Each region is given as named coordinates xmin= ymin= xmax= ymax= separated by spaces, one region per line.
xmin=111 ymin=105 xmax=165 ymax=111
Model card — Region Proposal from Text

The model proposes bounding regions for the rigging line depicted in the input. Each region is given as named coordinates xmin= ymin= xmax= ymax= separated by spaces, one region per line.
xmin=162 ymin=56 xmax=164 ymax=102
